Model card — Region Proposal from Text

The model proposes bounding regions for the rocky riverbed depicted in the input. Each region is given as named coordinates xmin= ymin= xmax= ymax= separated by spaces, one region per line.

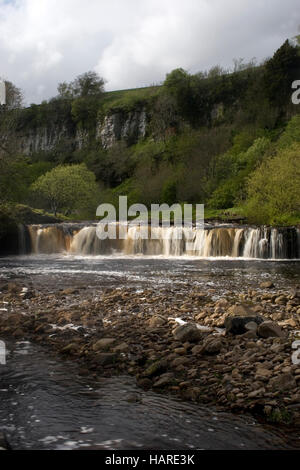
xmin=0 ymin=278 xmax=299 ymax=433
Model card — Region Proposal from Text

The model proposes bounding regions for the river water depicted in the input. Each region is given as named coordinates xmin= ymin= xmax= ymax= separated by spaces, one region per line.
xmin=0 ymin=254 xmax=299 ymax=450
xmin=0 ymin=339 xmax=299 ymax=450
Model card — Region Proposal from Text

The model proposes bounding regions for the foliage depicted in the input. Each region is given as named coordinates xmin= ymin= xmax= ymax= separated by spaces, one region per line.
xmin=31 ymin=163 xmax=100 ymax=217
xmin=245 ymin=143 xmax=300 ymax=224
xmin=263 ymin=39 xmax=300 ymax=107
xmin=58 ymin=71 xmax=105 ymax=99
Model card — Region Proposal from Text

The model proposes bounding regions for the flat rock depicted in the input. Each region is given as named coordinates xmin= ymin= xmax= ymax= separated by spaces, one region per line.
xmin=257 ymin=321 xmax=285 ymax=339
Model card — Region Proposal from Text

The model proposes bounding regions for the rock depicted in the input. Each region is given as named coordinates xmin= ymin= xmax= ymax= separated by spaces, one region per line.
xmin=279 ymin=318 xmax=297 ymax=328
xmin=92 ymin=338 xmax=116 ymax=351
xmin=225 ymin=311 xmax=264 ymax=335
xmin=137 ymin=378 xmax=152 ymax=390
xmin=191 ymin=344 xmax=203 ymax=355
xmin=260 ymin=281 xmax=274 ymax=289
xmin=173 ymin=324 xmax=202 ymax=343
xmin=248 ymin=388 xmax=266 ymax=398
xmin=148 ymin=315 xmax=166 ymax=328
xmin=97 ymin=353 xmax=117 ymax=366
xmin=227 ymin=304 xmax=256 ymax=316
xmin=143 ymin=360 xmax=167 ymax=378
xmin=257 ymin=321 xmax=285 ymax=339
xmin=153 ymin=373 xmax=175 ymax=388
xmin=255 ymin=367 xmax=272 ymax=380
xmin=113 ymin=342 xmax=129 ymax=353
xmin=0 ymin=432 xmax=10 ymax=450
xmin=126 ymin=393 xmax=141 ymax=403
xmin=171 ymin=357 xmax=189 ymax=367
xmin=202 ymin=336 xmax=222 ymax=355
xmin=61 ymin=288 xmax=79 ymax=295
xmin=61 ymin=343 xmax=78 ymax=354
xmin=245 ymin=321 xmax=258 ymax=333
xmin=290 ymin=287 xmax=300 ymax=299
xmin=269 ymin=373 xmax=297 ymax=392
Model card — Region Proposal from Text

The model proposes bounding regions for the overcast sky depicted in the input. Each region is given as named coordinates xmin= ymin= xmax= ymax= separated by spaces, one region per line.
xmin=0 ymin=0 xmax=299 ymax=104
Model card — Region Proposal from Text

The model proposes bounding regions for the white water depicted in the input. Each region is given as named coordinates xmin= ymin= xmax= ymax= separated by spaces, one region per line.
xmin=26 ymin=224 xmax=300 ymax=259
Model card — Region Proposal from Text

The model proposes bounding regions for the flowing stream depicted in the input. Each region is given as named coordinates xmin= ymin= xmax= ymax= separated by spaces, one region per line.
xmin=1 ymin=225 xmax=300 ymax=450
xmin=0 ymin=340 xmax=298 ymax=450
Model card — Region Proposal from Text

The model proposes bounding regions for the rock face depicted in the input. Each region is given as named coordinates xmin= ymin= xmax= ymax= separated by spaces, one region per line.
xmin=19 ymin=124 xmax=75 ymax=154
xmin=97 ymin=109 xmax=147 ymax=149
xmin=16 ymin=107 xmax=147 ymax=155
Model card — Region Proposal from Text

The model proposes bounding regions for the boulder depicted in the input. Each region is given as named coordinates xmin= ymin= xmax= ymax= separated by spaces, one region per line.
xmin=225 ymin=308 xmax=264 ymax=335
xmin=172 ymin=324 xmax=202 ymax=343
xmin=257 ymin=321 xmax=285 ymax=339
xmin=92 ymin=338 xmax=116 ymax=351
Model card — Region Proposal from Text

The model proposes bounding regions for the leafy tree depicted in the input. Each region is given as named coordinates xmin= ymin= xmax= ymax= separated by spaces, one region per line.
xmin=58 ymin=71 xmax=105 ymax=99
xmin=245 ymin=143 xmax=300 ymax=224
xmin=0 ymin=79 xmax=23 ymax=109
xmin=263 ymin=40 xmax=300 ymax=107
xmin=31 ymin=164 xmax=99 ymax=216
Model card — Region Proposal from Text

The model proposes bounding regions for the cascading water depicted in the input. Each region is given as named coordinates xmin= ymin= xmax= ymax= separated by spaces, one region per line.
xmin=24 ymin=223 xmax=300 ymax=259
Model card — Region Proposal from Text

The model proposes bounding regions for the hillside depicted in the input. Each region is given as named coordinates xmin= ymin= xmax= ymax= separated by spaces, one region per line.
xmin=0 ymin=39 xmax=300 ymax=228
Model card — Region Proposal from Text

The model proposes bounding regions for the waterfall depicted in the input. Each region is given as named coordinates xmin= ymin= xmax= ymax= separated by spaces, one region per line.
xmin=17 ymin=224 xmax=29 ymax=255
xmin=25 ymin=224 xmax=300 ymax=259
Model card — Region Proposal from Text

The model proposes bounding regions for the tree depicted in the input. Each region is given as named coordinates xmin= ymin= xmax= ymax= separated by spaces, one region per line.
xmin=263 ymin=39 xmax=300 ymax=107
xmin=58 ymin=71 xmax=105 ymax=99
xmin=31 ymin=164 xmax=100 ymax=216
xmin=246 ymin=143 xmax=300 ymax=224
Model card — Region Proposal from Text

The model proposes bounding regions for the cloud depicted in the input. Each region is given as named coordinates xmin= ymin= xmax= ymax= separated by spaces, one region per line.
xmin=0 ymin=0 xmax=299 ymax=103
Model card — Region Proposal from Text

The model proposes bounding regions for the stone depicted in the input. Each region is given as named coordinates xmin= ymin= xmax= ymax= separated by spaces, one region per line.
xmin=255 ymin=368 xmax=272 ymax=380
xmin=245 ymin=321 xmax=258 ymax=332
xmin=61 ymin=288 xmax=79 ymax=295
xmin=269 ymin=373 xmax=297 ymax=392
xmin=137 ymin=378 xmax=152 ymax=390
xmin=248 ymin=388 xmax=265 ymax=398
xmin=257 ymin=321 xmax=285 ymax=339
xmin=113 ymin=342 xmax=129 ymax=353
xmin=143 ymin=360 xmax=167 ymax=378
xmin=153 ymin=373 xmax=175 ymax=388
xmin=260 ymin=281 xmax=274 ymax=289
xmin=172 ymin=324 xmax=202 ymax=343
xmin=61 ymin=343 xmax=78 ymax=354
xmin=279 ymin=318 xmax=297 ymax=328
xmin=225 ymin=312 xmax=264 ymax=335
xmin=148 ymin=315 xmax=166 ymax=328
xmin=97 ymin=353 xmax=117 ymax=366
xmin=171 ymin=357 xmax=190 ymax=367
xmin=92 ymin=338 xmax=116 ymax=351
xmin=202 ymin=337 xmax=222 ymax=355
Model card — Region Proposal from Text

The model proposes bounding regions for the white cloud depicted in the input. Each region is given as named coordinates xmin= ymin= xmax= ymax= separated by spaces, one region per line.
xmin=0 ymin=0 xmax=299 ymax=103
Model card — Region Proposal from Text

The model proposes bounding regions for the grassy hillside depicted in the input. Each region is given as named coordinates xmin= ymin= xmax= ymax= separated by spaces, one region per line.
xmin=1 ymin=39 xmax=300 ymax=225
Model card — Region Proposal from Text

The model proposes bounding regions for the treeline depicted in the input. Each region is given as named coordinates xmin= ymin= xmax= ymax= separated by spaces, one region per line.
xmin=0 ymin=39 xmax=300 ymax=224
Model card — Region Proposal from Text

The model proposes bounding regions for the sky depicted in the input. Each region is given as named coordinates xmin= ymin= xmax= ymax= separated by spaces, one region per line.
xmin=0 ymin=0 xmax=299 ymax=104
